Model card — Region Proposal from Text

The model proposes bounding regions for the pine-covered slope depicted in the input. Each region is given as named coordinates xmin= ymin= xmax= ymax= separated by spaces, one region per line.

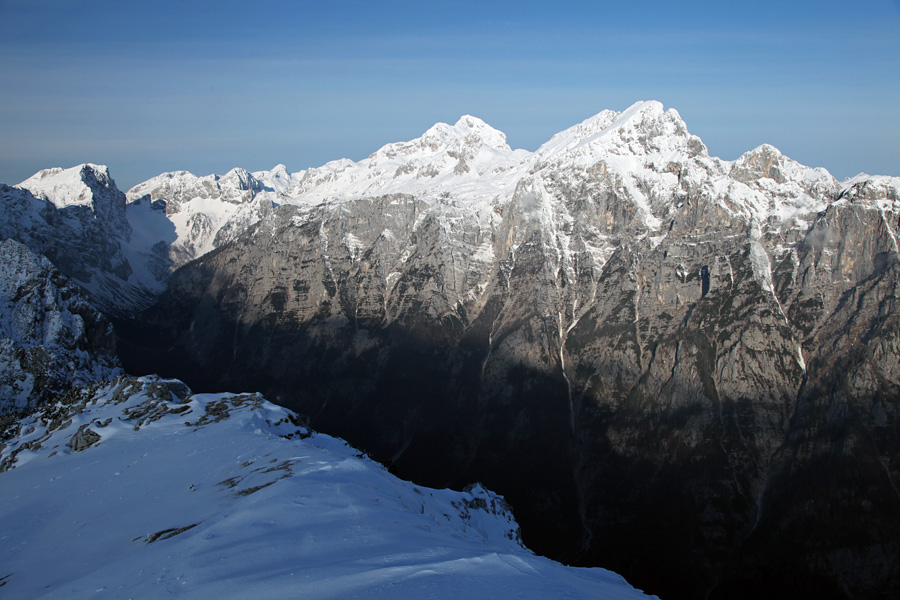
xmin=0 ymin=376 xmax=652 ymax=600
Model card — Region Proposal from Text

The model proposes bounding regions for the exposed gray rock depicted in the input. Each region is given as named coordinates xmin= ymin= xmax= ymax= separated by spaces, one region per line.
xmin=68 ymin=424 xmax=101 ymax=452
xmin=104 ymin=104 xmax=900 ymax=598
xmin=0 ymin=165 xmax=169 ymax=316
xmin=0 ymin=239 xmax=121 ymax=414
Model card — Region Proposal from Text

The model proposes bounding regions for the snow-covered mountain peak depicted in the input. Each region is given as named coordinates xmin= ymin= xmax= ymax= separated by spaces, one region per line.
xmin=452 ymin=114 xmax=512 ymax=151
xmin=726 ymin=143 xmax=840 ymax=220
xmin=525 ymin=101 xmax=711 ymax=232
xmin=273 ymin=116 xmax=530 ymax=209
xmin=17 ymin=163 xmax=123 ymax=213
xmin=839 ymin=173 xmax=900 ymax=207
xmin=127 ymin=168 xmax=265 ymax=210
xmin=731 ymin=143 xmax=837 ymax=189
xmin=125 ymin=167 xmax=277 ymax=270
xmin=19 ymin=162 xmax=111 ymax=187
xmin=731 ymin=144 xmax=790 ymax=183
xmin=533 ymin=101 xmax=707 ymax=172
xmin=267 ymin=163 xmax=290 ymax=179
xmin=378 ymin=114 xmax=513 ymax=161
xmin=218 ymin=166 xmax=261 ymax=194
xmin=253 ymin=163 xmax=296 ymax=196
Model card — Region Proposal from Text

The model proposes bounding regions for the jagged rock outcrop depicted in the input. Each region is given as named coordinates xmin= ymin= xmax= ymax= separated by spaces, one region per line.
xmin=0 ymin=239 xmax=121 ymax=414
xmin=0 ymin=164 xmax=170 ymax=316
xmin=125 ymin=167 xmax=277 ymax=269
xmin=48 ymin=102 xmax=900 ymax=599
xmin=68 ymin=423 xmax=102 ymax=451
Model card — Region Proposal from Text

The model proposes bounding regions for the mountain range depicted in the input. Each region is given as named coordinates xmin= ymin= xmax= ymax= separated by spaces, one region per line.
xmin=1 ymin=100 xmax=898 ymax=599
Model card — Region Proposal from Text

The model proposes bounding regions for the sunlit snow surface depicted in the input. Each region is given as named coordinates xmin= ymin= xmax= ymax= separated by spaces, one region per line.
xmin=0 ymin=377 xmax=653 ymax=599
xmin=16 ymin=164 xmax=113 ymax=210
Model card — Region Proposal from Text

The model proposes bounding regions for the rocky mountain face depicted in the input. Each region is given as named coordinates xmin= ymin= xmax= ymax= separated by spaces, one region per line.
xmin=5 ymin=101 xmax=898 ymax=599
xmin=0 ymin=164 xmax=169 ymax=316
xmin=0 ymin=162 xmax=278 ymax=317
xmin=125 ymin=167 xmax=278 ymax=269
xmin=0 ymin=239 xmax=121 ymax=414
xmin=113 ymin=101 xmax=900 ymax=599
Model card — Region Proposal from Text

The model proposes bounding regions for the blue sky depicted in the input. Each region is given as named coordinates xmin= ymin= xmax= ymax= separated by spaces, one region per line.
xmin=1 ymin=0 xmax=898 ymax=189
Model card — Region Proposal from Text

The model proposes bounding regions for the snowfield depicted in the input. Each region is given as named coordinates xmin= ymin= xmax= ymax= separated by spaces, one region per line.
xmin=0 ymin=376 xmax=653 ymax=599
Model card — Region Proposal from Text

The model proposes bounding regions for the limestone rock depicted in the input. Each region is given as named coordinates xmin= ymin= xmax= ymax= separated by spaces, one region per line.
xmin=68 ymin=424 xmax=101 ymax=452
xmin=108 ymin=103 xmax=900 ymax=599
xmin=0 ymin=239 xmax=121 ymax=414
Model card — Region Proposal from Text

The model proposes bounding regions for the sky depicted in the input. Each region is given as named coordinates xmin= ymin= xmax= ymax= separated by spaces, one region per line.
xmin=1 ymin=0 xmax=899 ymax=190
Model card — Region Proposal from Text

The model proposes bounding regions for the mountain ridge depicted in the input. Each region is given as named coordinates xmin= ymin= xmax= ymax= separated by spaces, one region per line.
xmin=0 ymin=375 xmax=653 ymax=599
xmin=3 ymin=100 xmax=899 ymax=599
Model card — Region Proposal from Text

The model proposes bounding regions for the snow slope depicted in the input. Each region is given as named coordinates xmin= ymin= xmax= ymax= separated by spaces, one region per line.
xmin=2 ymin=100 xmax=869 ymax=318
xmin=0 ymin=376 xmax=653 ymax=599
xmin=122 ymin=100 xmax=847 ymax=281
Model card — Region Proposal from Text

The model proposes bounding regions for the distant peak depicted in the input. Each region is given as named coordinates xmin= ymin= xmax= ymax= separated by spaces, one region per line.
xmin=20 ymin=163 xmax=111 ymax=187
xmin=534 ymin=100 xmax=702 ymax=166
xmin=453 ymin=114 xmax=490 ymax=131
xmin=594 ymin=100 xmax=683 ymax=135
xmin=624 ymin=99 xmax=665 ymax=114
xmin=732 ymin=144 xmax=787 ymax=182
xmin=455 ymin=115 xmax=510 ymax=151
xmin=222 ymin=167 xmax=252 ymax=180
xmin=566 ymin=100 xmax=666 ymax=135
xmin=77 ymin=163 xmax=114 ymax=188
xmin=13 ymin=163 xmax=127 ymax=224
xmin=743 ymin=143 xmax=783 ymax=158
xmin=80 ymin=162 xmax=112 ymax=176
xmin=418 ymin=115 xmax=510 ymax=152
xmin=17 ymin=163 xmax=121 ymax=206
xmin=731 ymin=143 xmax=840 ymax=196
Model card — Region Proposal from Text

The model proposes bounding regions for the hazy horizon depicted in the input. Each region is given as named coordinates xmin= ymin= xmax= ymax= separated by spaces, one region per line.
xmin=2 ymin=0 xmax=899 ymax=190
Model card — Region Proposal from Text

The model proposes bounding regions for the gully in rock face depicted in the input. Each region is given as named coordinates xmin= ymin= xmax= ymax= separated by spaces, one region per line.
xmin=4 ymin=102 xmax=899 ymax=600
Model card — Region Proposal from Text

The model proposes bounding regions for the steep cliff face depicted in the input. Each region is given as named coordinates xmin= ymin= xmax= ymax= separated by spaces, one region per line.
xmin=0 ymin=239 xmax=121 ymax=414
xmin=0 ymin=164 xmax=170 ymax=315
xmin=114 ymin=102 xmax=900 ymax=599
xmin=125 ymin=167 xmax=277 ymax=269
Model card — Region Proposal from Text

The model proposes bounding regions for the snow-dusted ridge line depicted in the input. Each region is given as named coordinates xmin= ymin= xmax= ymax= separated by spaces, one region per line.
xmin=7 ymin=100 xmax=899 ymax=319
xmin=17 ymin=163 xmax=119 ymax=210
xmin=0 ymin=376 xmax=653 ymax=599
xmin=127 ymin=99 xmax=865 ymax=251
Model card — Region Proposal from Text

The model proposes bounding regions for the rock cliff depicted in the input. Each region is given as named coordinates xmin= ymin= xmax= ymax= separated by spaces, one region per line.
xmin=0 ymin=239 xmax=120 ymax=414
xmin=0 ymin=164 xmax=169 ymax=315
xmin=16 ymin=102 xmax=900 ymax=599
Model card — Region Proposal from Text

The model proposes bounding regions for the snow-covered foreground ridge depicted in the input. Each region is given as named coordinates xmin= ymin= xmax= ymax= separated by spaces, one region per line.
xmin=0 ymin=376 xmax=653 ymax=600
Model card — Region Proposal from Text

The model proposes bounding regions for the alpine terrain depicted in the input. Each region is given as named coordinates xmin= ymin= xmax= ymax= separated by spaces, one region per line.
xmin=0 ymin=238 xmax=120 ymax=414
xmin=1 ymin=100 xmax=898 ymax=599
xmin=0 ymin=376 xmax=651 ymax=599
